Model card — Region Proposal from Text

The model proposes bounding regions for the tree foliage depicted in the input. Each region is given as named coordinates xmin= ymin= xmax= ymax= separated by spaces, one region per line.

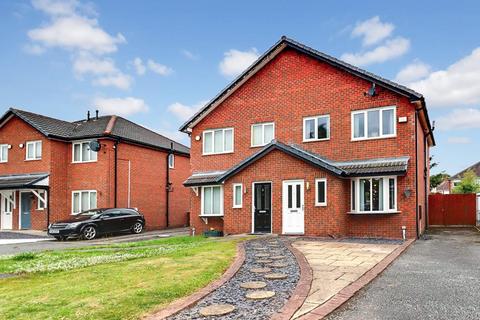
xmin=430 ymin=172 xmax=450 ymax=190
xmin=452 ymin=170 xmax=480 ymax=194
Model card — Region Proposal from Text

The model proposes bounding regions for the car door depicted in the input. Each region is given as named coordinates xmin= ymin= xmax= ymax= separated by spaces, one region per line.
xmin=120 ymin=209 xmax=138 ymax=230
xmin=98 ymin=210 xmax=123 ymax=233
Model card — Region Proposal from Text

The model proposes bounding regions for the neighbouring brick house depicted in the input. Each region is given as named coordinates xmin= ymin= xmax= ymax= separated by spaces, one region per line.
xmin=181 ymin=37 xmax=435 ymax=239
xmin=0 ymin=108 xmax=190 ymax=231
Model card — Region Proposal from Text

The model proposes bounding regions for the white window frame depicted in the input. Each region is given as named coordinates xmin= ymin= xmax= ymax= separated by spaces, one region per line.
xmin=351 ymin=106 xmax=396 ymax=141
xmin=303 ymin=115 xmax=330 ymax=142
xmin=25 ymin=140 xmax=42 ymax=160
xmin=72 ymin=141 xmax=98 ymax=163
xmin=36 ymin=190 xmax=47 ymax=210
xmin=233 ymin=183 xmax=243 ymax=208
xmin=200 ymin=185 xmax=224 ymax=216
xmin=251 ymin=122 xmax=275 ymax=147
xmin=168 ymin=154 xmax=175 ymax=169
xmin=202 ymin=128 xmax=234 ymax=155
xmin=315 ymin=178 xmax=327 ymax=206
xmin=350 ymin=176 xmax=398 ymax=213
xmin=0 ymin=144 xmax=8 ymax=163
xmin=2 ymin=191 xmax=15 ymax=213
xmin=71 ymin=190 xmax=97 ymax=214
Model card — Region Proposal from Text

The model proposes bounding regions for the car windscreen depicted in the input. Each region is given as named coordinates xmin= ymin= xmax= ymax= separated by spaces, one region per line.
xmin=78 ymin=209 xmax=105 ymax=218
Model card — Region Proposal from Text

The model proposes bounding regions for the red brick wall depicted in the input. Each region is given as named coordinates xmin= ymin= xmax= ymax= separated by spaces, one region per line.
xmin=188 ymin=48 xmax=429 ymax=239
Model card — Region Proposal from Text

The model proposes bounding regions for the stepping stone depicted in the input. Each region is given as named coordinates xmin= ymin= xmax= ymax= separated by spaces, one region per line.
xmin=270 ymin=255 xmax=286 ymax=260
xmin=264 ymin=273 xmax=288 ymax=280
xmin=240 ymin=281 xmax=267 ymax=289
xmin=245 ymin=290 xmax=276 ymax=300
xmin=199 ymin=304 xmax=235 ymax=316
xmin=268 ymin=262 xmax=289 ymax=268
xmin=256 ymin=259 xmax=273 ymax=264
xmin=250 ymin=267 xmax=272 ymax=273
xmin=254 ymin=247 xmax=268 ymax=251
xmin=255 ymin=253 xmax=270 ymax=258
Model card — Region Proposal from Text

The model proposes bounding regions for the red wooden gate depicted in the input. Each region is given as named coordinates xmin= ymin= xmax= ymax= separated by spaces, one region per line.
xmin=428 ymin=193 xmax=477 ymax=226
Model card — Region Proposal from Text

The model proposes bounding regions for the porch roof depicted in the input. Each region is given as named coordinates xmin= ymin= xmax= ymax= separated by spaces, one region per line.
xmin=184 ymin=141 xmax=410 ymax=187
xmin=0 ymin=173 xmax=49 ymax=190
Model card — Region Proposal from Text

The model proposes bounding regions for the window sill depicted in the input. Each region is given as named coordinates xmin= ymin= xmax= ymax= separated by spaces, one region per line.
xmin=232 ymin=206 xmax=242 ymax=209
xmin=72 ymin=161 xmax=98 ymax=164
xmin=199 ymin=214 xmax=224 ymax=217
xmin=202 ymin=151 xmax=234 ymax=156
xmin=25 ymin=158 xmax=41 ymax=161
xmin=303 ymin=138 xmax=330 ymax=143
xmin=315 ymin=203 xmax=327 ymax=207
xmin=348 ymin=211 xmax=401 ymax=215
xmin=351 ymin=135 xmax=396 ymax=142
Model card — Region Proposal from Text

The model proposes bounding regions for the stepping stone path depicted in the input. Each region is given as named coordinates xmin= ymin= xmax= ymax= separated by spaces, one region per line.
xmin=256 ymin=259 xmax=273 ymax=264
xmin=245 ymin=290 xmax=276 ymax=300
xmin=268 ymin=262 xmax=289 ymax=268
xmin=199 ymin=304 xmax=235 ymax=316
xmin=270 ymin=255 xmax=286 ymax=260
xmin=264 ymin=273 xmax=288 ymax=280
xmin=255 ymin=253 xmax=270 ymax=258
xmin=240 ymin=281 xmax=267 ymax=289
xmin=254 ymin=248 xmax=268 ymax=251
xmin=250 ymin=267 xmax=272 ymax=273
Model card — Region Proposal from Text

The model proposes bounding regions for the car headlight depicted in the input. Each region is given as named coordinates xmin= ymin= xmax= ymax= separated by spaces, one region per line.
xmin=66 ymin=222 xmax=82 ymax=229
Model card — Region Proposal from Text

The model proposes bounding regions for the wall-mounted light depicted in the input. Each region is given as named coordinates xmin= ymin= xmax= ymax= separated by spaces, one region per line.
xmin=19 ymin=143 xmax=24 ymax=148
xmin=364 ymin=82 xmax=377 ymax=97
xmin=7 ymin=145 xmax=12 ymax=149
xmin=195 ymin=135 xmax=201 ymax=141
xmin=306 ymin=182 xmax=310 ymax=190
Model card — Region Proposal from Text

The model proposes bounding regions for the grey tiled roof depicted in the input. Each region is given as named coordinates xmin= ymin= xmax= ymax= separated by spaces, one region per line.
xmin=451 ymin=161 xmax=480 ymax=179
xmin=1 ymin=108 xmax=189 ymax=155
xmin=0 ymin=172 xmax=49 ymax=190
xmin=183 ymin=141 xmax=409 ymax=186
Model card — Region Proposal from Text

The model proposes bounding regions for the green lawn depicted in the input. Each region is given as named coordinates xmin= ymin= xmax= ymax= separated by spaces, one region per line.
xmin=0 ymin=236 xmax=238 ymax=320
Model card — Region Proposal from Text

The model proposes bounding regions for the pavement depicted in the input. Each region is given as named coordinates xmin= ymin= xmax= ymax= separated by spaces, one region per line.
xmin=292 ymin=240 xmax=399 ymax=319
xmin=326 ymin=227 xmax=480 ymax=320
xmin=0 ymin=227 xmax=189 ymax=255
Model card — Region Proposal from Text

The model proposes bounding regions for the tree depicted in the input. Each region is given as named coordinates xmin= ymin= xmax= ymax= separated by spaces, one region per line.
xmin=430 ymin=172 xmax=450 ymax=190
xmin=452 ymin=170 xmax=480 ymax=194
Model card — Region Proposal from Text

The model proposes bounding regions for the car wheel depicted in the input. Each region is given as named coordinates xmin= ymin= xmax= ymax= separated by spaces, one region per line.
xmin=132 ymin=222 xmax=143 ymax=234
xmin=82 ymin=226 xmax=97 ymax=240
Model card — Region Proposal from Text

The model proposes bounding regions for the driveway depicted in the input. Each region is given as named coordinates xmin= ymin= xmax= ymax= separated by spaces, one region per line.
xmin=0 ymin=227 xmax=189 ymax=255
xmin=327 ymin=228 xmax=480 ymax=320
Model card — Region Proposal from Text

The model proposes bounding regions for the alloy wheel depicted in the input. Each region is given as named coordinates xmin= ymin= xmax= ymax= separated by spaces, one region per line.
xmin=133 ymin=222 xmax=143 ymax=234
xmin=83 ymin=226 xmax=96 ymax=240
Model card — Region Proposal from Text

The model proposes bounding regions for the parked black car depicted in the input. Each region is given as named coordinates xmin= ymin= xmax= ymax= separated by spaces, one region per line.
xmin=48 ymin=208 xmax=146 ymax=240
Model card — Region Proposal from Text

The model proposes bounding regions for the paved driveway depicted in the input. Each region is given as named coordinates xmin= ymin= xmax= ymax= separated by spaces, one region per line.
xmin=327 ymin=228 xmax=480 ymax=320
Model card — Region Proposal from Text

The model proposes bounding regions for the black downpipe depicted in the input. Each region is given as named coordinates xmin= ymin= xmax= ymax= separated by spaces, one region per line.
xmin=114 ymin=140 xmax=119 ymax=208
xmin=414 ymin=111 xmax=420 ymax=239
xmin=166 ymin=143 xmax=173 ymax=227
xmin=46 ymin=188 xmax=50 ymax=229
xmin=424 ymin=135 xmax=429 ymax=230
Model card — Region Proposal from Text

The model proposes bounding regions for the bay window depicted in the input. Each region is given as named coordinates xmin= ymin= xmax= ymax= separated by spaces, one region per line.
xmin=350 ymin=176 xmax=397 ymax=213
xmin=352 ymin=106 xmax=396 ymax=140
xmin=304 ymin=115 xmax=330 ymax=141
xmin=203 ymin=128 xmax=234 ymax=155
xmin=251 ymin=122 xmax=274 ymax=147
xmin=201 ymin=186 xmax=223 ymax=216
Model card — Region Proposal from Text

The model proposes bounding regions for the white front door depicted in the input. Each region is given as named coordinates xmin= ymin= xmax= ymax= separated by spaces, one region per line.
xmin=282 ymin=180 xmax=304 ymax=234
xmin=1 ymin=192 xmax=14 ymax=230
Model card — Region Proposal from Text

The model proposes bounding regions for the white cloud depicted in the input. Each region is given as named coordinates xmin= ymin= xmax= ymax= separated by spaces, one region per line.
xmin=147 ymin=59 xmax=173 ymax=76
xmin=167 ymin=100 xmax=208 ymax=121
xmin=31 ymin=0 xmax=78 ymax=16
xmin=436 ymin=108 xmax=480 ymax=131
xmin=341 ymin=37 xmax=410 ymax=66
xmin=447 ymin=137 xmax=472 ymax=144
xmin=23 ymin=43 xmax=46 ymax=55
xmin=181 ymin=49 xmax=198 ymax=60
xmin=93 ymin=97 xmax=148 ymax=116
xmin=73 ymin=54 xmax=117 ymax=76
xmin=133 ymin=57 xmax=146 ymax=75
xmin=92 ymin=73 xmax=132 ymax=90
xmin=409 ymin=48 xmax=480 ymax=107
xmin=394 ymin=61 xmax=431 ymax=84
xmin=352 ymin=16 xmax=395 ymax=46
xmin=219 ymin=48 xmax=259 ymax=77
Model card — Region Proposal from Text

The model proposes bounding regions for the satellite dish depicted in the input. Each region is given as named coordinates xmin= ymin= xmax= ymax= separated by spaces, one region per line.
xmin=89 ymin=140 xmax=101 ymax=152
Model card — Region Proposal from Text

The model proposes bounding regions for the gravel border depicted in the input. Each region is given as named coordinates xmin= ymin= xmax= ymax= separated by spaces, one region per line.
xmin=168 ymin=237 xmax=300 ymax=320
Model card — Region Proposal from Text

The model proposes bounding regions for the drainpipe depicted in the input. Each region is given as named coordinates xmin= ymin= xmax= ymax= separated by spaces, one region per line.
xmin=114 ymin=140 xmax=119 ymax=208
xmin=414 ymin=110 xmax=420 ymax=239
xmin=165 ymin=142 xmax=173 ymax=227
xmin=46 ymin=188 xmax=50 ymax=229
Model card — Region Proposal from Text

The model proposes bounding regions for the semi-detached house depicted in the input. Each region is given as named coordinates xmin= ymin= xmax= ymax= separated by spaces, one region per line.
xmin=0 ymin=108 xmax=190 ymax=231
xmin=181 ymin=37 xmax=435 ymax=239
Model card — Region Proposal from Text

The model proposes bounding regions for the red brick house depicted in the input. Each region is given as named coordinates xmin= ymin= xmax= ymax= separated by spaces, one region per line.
xmin=0 ymin=108 xmax=190 ymax=231
xmin=181 ymin=37 xmax=435 ymax=239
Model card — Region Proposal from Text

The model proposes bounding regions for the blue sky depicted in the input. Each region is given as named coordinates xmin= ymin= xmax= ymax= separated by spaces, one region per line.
xmin=0 ymin=0 xmax=479 ymax=176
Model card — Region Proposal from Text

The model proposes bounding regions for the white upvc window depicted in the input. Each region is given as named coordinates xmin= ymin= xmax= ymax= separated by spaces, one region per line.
xmin=303 ymin=115 xmax=330 ymax=142
xmin=0 ymin=144 xmax=8 ymax=163
xmin=168 ymin=154 xmax=175 ymax=169
xmin=72 ymin=190 xmax=97 ymax=214
xmin=233 ymin=183 xmax=243 ymax=208
xmin=26 ymin=140 xmax=42 ymax=160
xmin=351 ymin=106 xmax=396 ymax=140
xmin=37 ymin=190 xmax=47 ymax=210
xmin=202 ymin=128 xmax=234 ymax=155
xmin=2 ymin=191 xmax=14 ymax=213
xmin=201 ymin=185 xmax=223 ymax=216
xmin=350 ymin=176 xmax=397 ymax=213
xmin=315 ymin=178 xmax=327 ymax=206
xmin=251 ymin=122 xmax=275 ymax=147
xmin=72 ymin=141 xmax=98 ymax=163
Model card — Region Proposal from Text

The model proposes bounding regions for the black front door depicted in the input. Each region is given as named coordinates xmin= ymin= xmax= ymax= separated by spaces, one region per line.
xmin=254 ymin=183 xmax=271 ymax=233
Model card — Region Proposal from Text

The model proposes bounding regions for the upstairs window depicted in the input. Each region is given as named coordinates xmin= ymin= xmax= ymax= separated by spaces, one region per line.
xmin=304 ymin=115 xmax=330 ymax=141
xmin=26 ymin=141 xmax=42 ymax=160
xmin=251 ymin=122 xmax=275 ymax=147
xmin=73 ymin=141 xmax=98 ymax=163
xmin=203 ymin=128 xmax=233 ymax=155
xmin=168 ymin=154 xmax=175 ymax=168
xmin=0 ymin=144 xmax=8 ymax=163
xmin=352 ymin=106 xmax=396 ymax=140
